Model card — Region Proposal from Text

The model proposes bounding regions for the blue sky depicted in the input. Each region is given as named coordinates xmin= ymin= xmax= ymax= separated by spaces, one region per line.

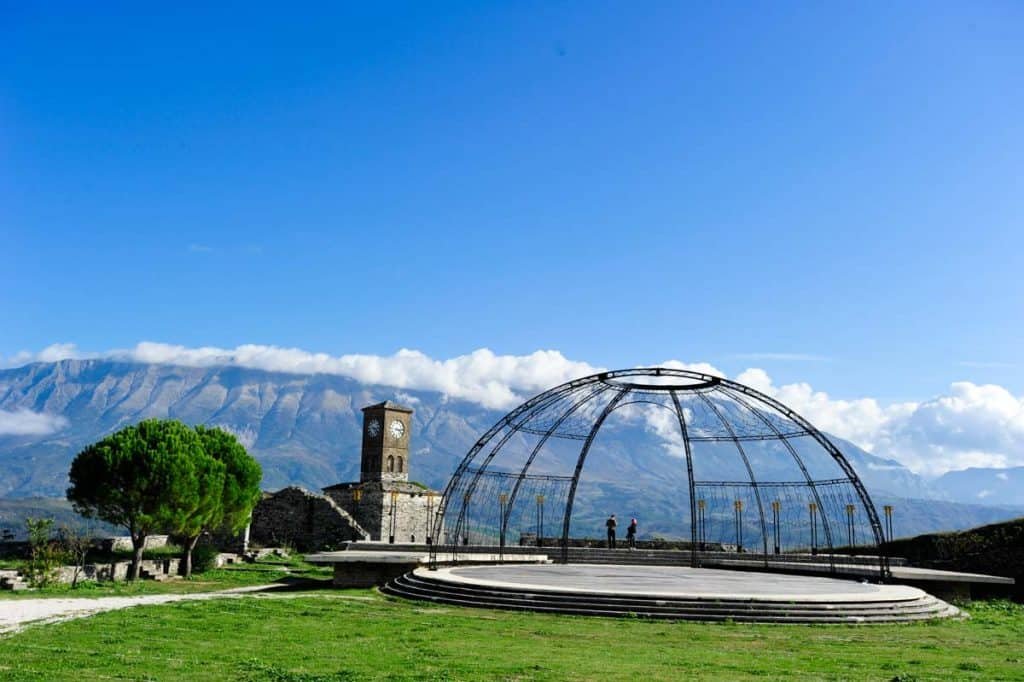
xmin=3 ymin=2 xmax=1022 ymax=403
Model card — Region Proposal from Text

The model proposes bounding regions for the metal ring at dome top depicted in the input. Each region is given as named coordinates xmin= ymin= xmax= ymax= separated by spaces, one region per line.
xmin=598 ymin=376 xmax=721 ymax=391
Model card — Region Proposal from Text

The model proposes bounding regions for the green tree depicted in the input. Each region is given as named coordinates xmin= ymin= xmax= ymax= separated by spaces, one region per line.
xmin=67 ymin=419 xmax=211 ymax=581
xmin=174 ymin=426 xmax=262 ymax=578
xmin=194 ymin=425 xmax=262 ymax=533
xmin=172 ymin=437 xmax=226 ymax=578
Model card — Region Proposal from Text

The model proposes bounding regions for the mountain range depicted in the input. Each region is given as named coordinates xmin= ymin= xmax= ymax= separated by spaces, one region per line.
xmin=934 ymin=467 xmax=1024 ymax=508
xmin=0 ymin=359 xmax=1020 ymax=540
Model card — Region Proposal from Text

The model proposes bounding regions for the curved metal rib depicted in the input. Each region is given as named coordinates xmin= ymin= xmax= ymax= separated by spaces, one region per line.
xmin=559 ymin=388 xmax=630 ymax=563
xmin=429 ymin=377 xmax=596 ymax=566
xmin=696 ymin=390 xmax=770 ymax=562
xmin=443 ymin=384 xmax=588 ymax=560
xmin=720 ymin=386 xmax=836 ymax=573
xmin=430 ymin=367 xmax=887 ymax=578
xmin=501 ymin=384 xmax=611 ymax=537
xmin=668 ymin=390 xmax=699 ymax=568
xmin=720 ymin=382 xmax=889 ymax=579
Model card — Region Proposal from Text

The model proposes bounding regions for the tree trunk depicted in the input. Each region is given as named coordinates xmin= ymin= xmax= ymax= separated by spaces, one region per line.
xmin=183 ymin=535 xmax=200 ymax=578
xmin=130 ymin=534 xmax=146 ymax=581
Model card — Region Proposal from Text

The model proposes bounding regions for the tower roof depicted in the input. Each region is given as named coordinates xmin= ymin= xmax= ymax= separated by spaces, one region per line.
xmin=361 ymin=400 xmax=414 ymax=413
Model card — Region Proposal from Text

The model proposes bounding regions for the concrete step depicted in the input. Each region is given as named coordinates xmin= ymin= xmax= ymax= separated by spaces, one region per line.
xmin=389 ymin=582 xmax=950 ymax=622
xmin=397 ymin=572 xmax=951 ymax=614
xmin=384 ymin=588 xmax=953 ymax=623
xmin=396 ymin=573 xmax=949 ymax=614
xmin=383 ymin=587 xmax=955 ymax=623
xmin=381 ymin=572 xmax=959 ymax=623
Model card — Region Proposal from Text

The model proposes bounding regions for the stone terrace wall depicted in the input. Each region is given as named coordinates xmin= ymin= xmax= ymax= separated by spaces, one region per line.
xmin=250 ymin=487 xmax=369 ymax=552
xmin=885 ymin=516 xmax=1024 ymax=600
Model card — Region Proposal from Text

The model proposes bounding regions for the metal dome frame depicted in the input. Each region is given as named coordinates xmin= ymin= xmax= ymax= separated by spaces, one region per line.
xmin=430 ymin=367 xmax=890 ymax=579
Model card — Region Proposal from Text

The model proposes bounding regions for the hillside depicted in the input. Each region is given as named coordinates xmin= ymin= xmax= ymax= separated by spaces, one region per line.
xmin=0 ymin=497 xmax=119 ymax=540
xmin=1 ymin=359 xmax=1021 ymax=539
xmin=935 ymin=466 xmax=1024 ymax=507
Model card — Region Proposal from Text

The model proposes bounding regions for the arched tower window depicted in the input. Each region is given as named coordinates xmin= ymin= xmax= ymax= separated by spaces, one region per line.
xmin=387 ymin=455 xmax=395 ymax=472
xmin=397 ymin=456 xmax=404 ymax=473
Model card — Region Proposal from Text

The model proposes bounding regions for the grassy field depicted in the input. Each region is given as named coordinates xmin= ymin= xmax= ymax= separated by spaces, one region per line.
xmin=0 ymin=554 xmax=332 ymax=599
xmin=1 ymin=577 xmax=1022 ymax=681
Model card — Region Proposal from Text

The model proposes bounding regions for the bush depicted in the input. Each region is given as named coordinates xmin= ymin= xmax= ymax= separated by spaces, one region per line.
xmin=191 ymin=543 xmax=220 ymax=574
xmin=142 ymin=543 xmax=184 ymax=560
xmin=22 ymin=518 xmax=65 ymax=588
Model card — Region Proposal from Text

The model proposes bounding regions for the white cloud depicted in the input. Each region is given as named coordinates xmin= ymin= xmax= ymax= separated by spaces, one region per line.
xmin=0 ymin=408 xmax=68 ymax=436
xmin=6 ymin=342 xmax=1024 ymax=477
xmin=36 ymin=343 xmax=81 ymax=363
xmin=738 ymin=370 xmax=1024 ymax=477
xmin=4 ymin=342 xmax=601 ymax=410
xmin=996 ymin=472 xmax=1009 ymax=481
xmin=656 ymin=360 xmax=725 ymax=378
xmin=637 ymin=404 xmax=686 ymax=459
xmin=394 ymin=391 xmax=421 ymax=406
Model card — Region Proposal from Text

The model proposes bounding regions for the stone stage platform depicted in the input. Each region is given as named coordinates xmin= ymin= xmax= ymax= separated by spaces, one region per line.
xmin=382 ymin=564 xmax=963 ymax=623
xmin=306 ymin=550 xmax=549 ymax=588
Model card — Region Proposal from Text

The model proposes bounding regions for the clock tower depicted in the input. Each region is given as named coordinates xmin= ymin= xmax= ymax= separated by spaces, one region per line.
xmin=322 ymin=399 xmax=443 ymax=544
xmin=360 ymin=401 xmax=413 ymax=483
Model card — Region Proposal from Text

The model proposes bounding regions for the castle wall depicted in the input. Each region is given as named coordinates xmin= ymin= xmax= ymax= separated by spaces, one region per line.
xmin=325 ymin=485 xmax=441 ymax=544
xmin=250 ymin=486 xmax=369 ymax=551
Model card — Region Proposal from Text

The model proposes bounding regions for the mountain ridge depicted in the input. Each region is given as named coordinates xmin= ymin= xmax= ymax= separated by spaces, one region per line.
xmin=1 ymin=359 xmax=1021 ymax=538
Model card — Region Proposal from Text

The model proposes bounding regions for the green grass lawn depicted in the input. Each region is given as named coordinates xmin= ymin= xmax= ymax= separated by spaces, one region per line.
xmin=0 ymin=555 xmax=332 ymax=600
xmin=1 ymin=581 xmax=1022 ymax=681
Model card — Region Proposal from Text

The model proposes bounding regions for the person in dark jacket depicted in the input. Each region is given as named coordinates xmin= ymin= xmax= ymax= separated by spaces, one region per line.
xmin=627 ymin=517 xmax=638 ymax=549
xmin=606 ymin=514 xmax=617 ymax=549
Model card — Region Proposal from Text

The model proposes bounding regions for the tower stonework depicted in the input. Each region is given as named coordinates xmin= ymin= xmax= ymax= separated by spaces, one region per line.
xmin=360 ymin=401 xmax=413 ymax=483
xmin=323 ymin=401 xmax=442 ymax=544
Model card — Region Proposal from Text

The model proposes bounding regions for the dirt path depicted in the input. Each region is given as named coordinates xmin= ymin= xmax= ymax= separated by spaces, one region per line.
xmin=0 ymin=584 xmax=281 ymax=635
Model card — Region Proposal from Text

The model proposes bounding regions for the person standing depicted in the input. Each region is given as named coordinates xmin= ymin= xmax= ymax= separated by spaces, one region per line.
xmin=627 ymin=517 xmax=638 ymax=549
xmin=606 ymin=514 xmax=617 ymax=549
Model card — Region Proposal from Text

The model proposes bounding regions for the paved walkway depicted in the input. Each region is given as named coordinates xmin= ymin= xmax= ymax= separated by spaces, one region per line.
xmin=0 ymin=584 xmax=278 ymax=635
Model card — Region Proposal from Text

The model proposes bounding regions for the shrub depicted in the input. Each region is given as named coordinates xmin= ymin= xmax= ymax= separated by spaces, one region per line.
xmin=191 ymin=543 xmax=221 ymax=574
xmin=23 ymin=518 xmax=65 ymax=588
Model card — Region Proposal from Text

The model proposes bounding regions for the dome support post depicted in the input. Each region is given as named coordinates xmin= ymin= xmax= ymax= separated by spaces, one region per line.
xmin=502 ymin=385 xmax=611 ymax=539
xmin=560 ymin=388 xmax=630 ymax=564
xmin=720 ymin=386 xmax=838 ymax=575
xmin=429 ymin=379 xmax=586 ymax=568
xmin=721 ymin=382 xmax=890 ymax=580
xmin=668 ymin=389 xmax=699 ymax=568
xmin=696 ymin=392 xmax=770 ymax=564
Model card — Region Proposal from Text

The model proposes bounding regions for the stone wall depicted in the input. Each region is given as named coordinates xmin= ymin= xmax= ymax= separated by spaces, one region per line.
xmin=250 ymin=487 xmax=369 ymax=552
xmin=53 ymin=557 xmax=181 ymax=583
xmin=100 ymin=535 xmax=171 ymax=553
xmin=324 ymin=482 xmax=441 ymax=544
xmin=885 ymin=516 xmax=1023 ymax=600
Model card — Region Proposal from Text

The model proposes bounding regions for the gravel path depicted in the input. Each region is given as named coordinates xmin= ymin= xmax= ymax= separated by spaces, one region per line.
xmin=0 ymin=584 xmax=279 ymax=635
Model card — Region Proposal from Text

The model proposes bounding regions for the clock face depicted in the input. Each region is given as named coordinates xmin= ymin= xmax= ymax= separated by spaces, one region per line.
xmin=389 ymin=419 xmax=405 ymax=440
xmin=366 ymin=419 xmax=381 ymax=438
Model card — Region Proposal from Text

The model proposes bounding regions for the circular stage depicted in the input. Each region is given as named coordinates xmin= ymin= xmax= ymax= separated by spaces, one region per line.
xmin=382 ymin=564 xmax=961 ymax=623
